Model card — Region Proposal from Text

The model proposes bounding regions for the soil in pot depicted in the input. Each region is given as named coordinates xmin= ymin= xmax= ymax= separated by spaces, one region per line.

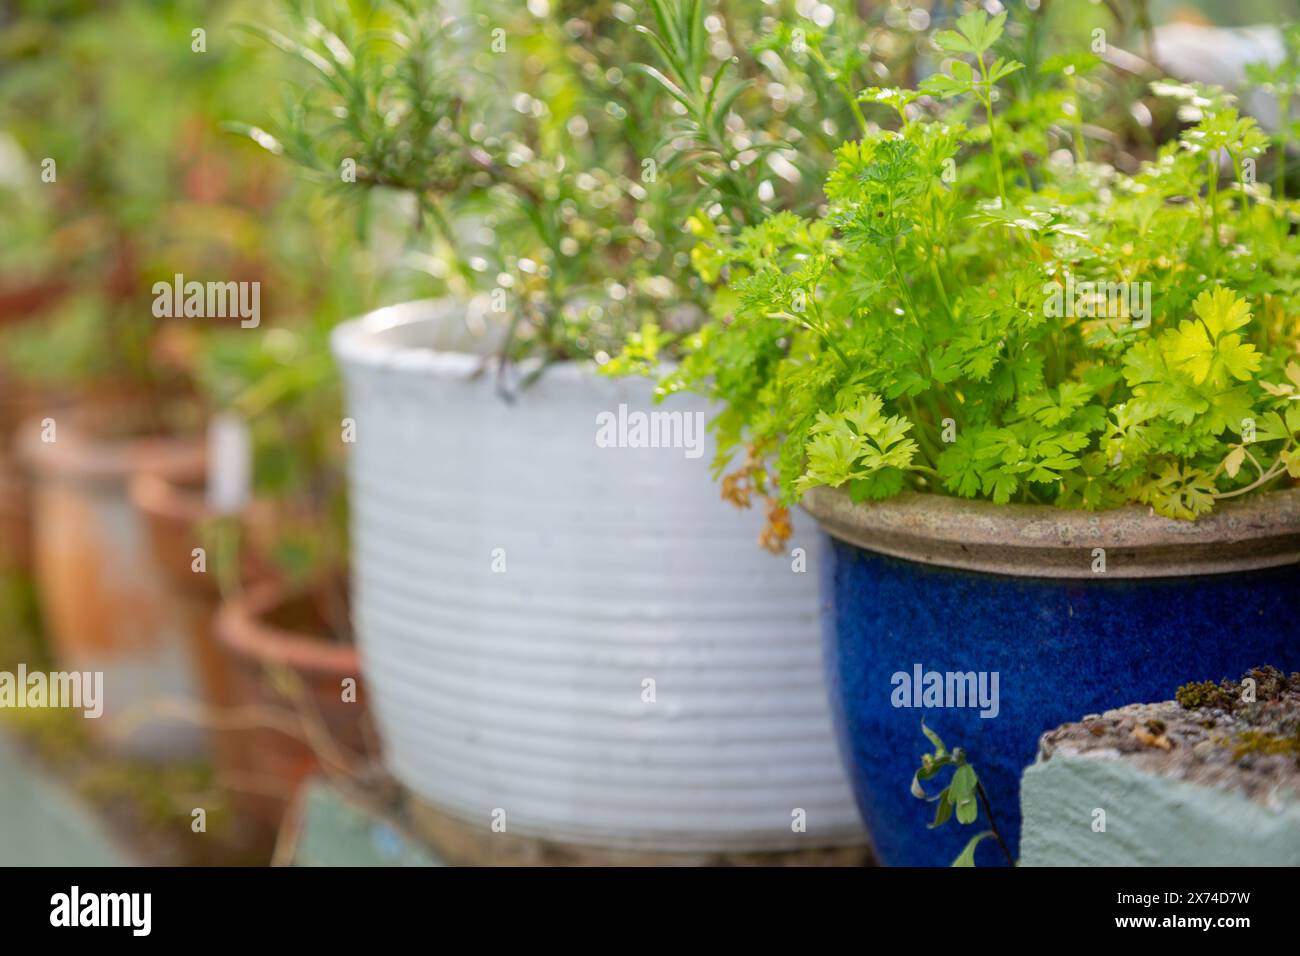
xmin=213 ymin=578 xmax=374 ymax=832
xmin=16 ymin=400 xmax=209 ymax=760
xmin=805 ymin=487 xmax=1300 ymax=867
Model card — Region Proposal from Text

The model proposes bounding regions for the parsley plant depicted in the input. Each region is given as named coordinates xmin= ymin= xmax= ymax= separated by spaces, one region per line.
xmin=651 ymin=10 xmax=1300 ymax=546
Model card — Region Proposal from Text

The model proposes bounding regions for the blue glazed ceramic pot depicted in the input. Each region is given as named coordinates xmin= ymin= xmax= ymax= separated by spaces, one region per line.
xmin=802 ymin=487 xmax=1300 ymax=867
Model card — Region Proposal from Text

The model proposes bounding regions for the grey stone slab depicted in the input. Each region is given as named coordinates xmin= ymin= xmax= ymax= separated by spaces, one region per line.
xmin=0 ymin=732 xmax=133 ymax=866
xmin=1019 ymin=671 xmax=1300 ymax=866
xmin=1020 ymin=751 xmax=1300 ymax=866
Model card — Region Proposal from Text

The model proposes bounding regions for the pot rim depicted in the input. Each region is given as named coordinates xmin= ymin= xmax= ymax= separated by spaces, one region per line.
xmin=215 ymin=580 xmax=359 ymax=676
xmin=799 ymin=485 xmax=1300 ymax=579
xmin=128 ymin=470 xmax=209 ymax=523
xmin=331 ymin=296 xmax=532 ymax=379
xmin=15 ymin=407 xmax=205 ymax=484
xmin=329 ymin=296 xmax=679 ymax=384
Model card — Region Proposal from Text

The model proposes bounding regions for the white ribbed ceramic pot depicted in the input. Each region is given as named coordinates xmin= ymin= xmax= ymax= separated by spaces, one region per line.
xmin=331 ymin=298 xmax=864 ymax=851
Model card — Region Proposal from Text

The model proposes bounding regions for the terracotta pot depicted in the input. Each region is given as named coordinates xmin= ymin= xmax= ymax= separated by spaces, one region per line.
xmin=129 ymin=470 xmax=278 ymax=598
xmin=214 ymin=580 xmax=373 ymax=831
xmin=129 ymin=471 xmax=221 ymax=598
xmin=129 ymin=471 xmax=290 ymax=819
xmin=128 ymin=471 xmax=245 ymax=790
xmin=0 ymin=275 xmax=70 ymax=329
xmin=0 ymin=454 xmax=30 ymax=573
xmin=17 ymin=406 xmax=208 ymax=759
xmin=0 ymin=379 xmax=60 ymax=574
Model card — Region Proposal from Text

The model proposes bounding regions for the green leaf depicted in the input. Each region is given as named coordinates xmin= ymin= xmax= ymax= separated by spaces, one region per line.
xmin=631 ymin=64 xmax=693 ymax=111
xmin=934 ymin=29 xmax=976 ymax=56
xmin=848 ymin=468 xmax=906 ymax=501
xmin=1222 ymin=445 xmax=1246 ymax=478
xmin=929 ymin=790 xmax=954 ymax=829
xmin=988 ymin=58 xmax=1025 ymax=83
xmin=1194 ymin=287 xmax=1253 ymax=338
xmin=1281 ymin=449 xmax=1300 ymax=478
xmin=965 ymin=10 xmax=1007 ymax=53
xmin=221 ymin=121 xmax=284 ymax=155
xmin=796 ymin=395 xmax=918 ymax=492
xmin=1140 ymin=464 xmax=1218 ymax=519
xmin=950 ymin=764 xmax=979 ymax=824
xmin=920 ymin=719 xmax=946 ymax=755
xmin=952 ymin=830 xmax=997 ymax=867
xmin=918 ymin=74 xmax=963 ymax=100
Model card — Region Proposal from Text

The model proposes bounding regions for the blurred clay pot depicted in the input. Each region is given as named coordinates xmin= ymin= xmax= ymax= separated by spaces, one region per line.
xmin=214 ymin=579 xmax=373 ymax=831
xmin=130 ymin=467 xmax=277 ymax=599
xmin=0 ymin=378 xmax=56 ymax=574
xmin=17 ymin=405 xmax=207 ymax=759
xmin=130 ymin=471 xmax=286 ymax=823
xmin=0 ymin=275 xmax=69 ymax=330
xmin=130 ymin=470 xmax=220 ymax=599
xmin=0 ymin=454 xmax=31 ymax=573
xmin=2 ymin=383 xmax=166 ymax=573
xmin=129 ymin=471 xmax=245 ymax=785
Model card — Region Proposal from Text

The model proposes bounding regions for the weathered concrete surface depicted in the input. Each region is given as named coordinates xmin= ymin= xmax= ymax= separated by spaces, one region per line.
xmin=1020 ymin=668 xmax=1300 ymax=866
xmin=0 ymin=732 xmax=132 ymax=866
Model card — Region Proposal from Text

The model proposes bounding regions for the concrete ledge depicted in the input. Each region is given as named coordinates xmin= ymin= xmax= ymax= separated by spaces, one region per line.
xmin=0 ymin=732 xmax=133 ymax=866
xmin=1020 ymin=752 xmax=1300 ymax=866
xmin=1020 ymin=668 xmax=1300 ymax=866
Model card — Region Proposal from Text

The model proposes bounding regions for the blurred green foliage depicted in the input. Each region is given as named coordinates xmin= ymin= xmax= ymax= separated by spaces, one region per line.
xmin=232 ymin=0 xmax=946 ymax=368
xmin=0 ymin=0 xmax=394 ymax=581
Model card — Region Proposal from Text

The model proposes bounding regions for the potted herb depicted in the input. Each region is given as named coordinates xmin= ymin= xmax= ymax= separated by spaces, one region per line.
xmin=232 ymin=0 xmax=889 ymax=856
xmin=652 ymin=9 xmax=1300 ymax=864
